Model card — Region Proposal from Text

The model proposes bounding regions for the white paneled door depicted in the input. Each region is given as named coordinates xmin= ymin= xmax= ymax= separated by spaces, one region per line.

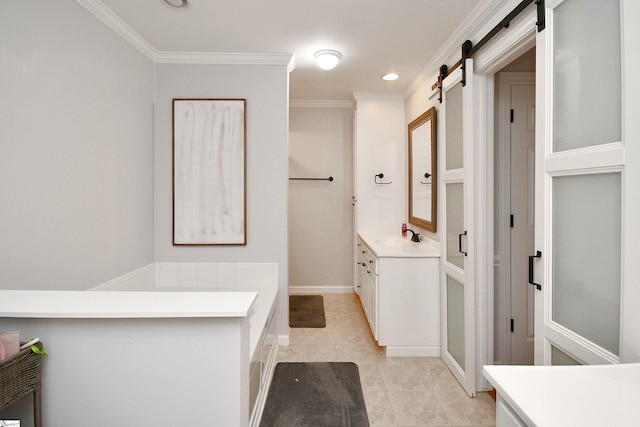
xmin=440 ymin=61 xmax=475 ymax=396
xmin=534 ymin=0 xmax=624 ymax=365
xmin=509 ymin=81 xmax=536 ymax=366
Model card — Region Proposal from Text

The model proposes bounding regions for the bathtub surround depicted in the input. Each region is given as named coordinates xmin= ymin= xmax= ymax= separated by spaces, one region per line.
xmin=0 ymin=262 xmax=279 ymax=427
xmin=90 ymin=262 xmax=279 ymax=291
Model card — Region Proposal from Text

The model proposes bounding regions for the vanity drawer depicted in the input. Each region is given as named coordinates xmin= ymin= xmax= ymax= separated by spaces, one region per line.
xmin=360 ymin=243 xmax=378 ymax=275
xmin=365 ymin=252 xmax=378 ymax=275
xmin=358 ymin=239 xmax=378 ymax=276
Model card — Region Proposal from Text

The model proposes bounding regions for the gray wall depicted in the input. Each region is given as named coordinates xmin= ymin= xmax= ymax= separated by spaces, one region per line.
xmin=154 ymin=64 xmax=289 ymax=263
xmin=288 ymin=106 xmax=354 ymax=290
xmin=153 ymin=63 xmax=290 ymax=334
xmin=0 ymin=0 xmax=155 ymax=290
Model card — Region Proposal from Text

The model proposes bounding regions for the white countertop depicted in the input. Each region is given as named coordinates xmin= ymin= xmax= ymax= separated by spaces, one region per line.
xmin=358 ymin=231 xmax=441 ymax=258
xmin=483 ymin=363 xmax=640 ymax=426
xmin=0 ymin=289 xmax=257 ymax=318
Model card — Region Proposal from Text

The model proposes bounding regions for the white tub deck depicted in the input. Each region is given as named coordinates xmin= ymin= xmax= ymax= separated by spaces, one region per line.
xmin=0 ymin=289 xmax=257 ymax=318
xmin=0 ymin=285 xmax=278 ymax=427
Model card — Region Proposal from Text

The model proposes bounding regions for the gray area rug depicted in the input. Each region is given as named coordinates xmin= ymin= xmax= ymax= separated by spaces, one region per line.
xmin=289 ymin=294 xmax=326 ymax=328
xmin=259 ymin=362 xmax=369 ymax=427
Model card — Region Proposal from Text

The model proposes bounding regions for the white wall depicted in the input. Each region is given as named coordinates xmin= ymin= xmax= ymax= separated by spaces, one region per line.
xmin=354 ymin=94 xmax=406 ymax=235
xmin=153 ymin=63 xmax=290 ymax=335
xmin=0 ymin=0 xmax=155 ymax=290
xmin=405 ymin=79 xmax=442 ymax=241
xmin=288 ymin=106 xmax=354 ymax=291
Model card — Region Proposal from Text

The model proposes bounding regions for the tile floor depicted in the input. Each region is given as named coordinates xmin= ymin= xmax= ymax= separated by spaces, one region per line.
xmin=277 ymin=293 xmax=496 ymax=427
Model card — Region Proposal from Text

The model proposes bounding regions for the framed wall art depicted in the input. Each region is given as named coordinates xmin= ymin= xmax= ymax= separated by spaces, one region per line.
xmin=173 ymin=98 xmax=246 ymax=245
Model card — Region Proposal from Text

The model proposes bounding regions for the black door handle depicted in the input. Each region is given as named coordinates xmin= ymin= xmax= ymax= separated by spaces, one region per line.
xmin=458 ymin=231 xmax=468 ymax=256
xmin=528 ymin=251 xmax=542 ymax=290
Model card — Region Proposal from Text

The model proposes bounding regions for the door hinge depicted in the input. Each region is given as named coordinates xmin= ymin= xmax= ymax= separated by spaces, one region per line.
xmin=510 ymin=214 xmax=514 ymax=228
xmin=510 ymin=318 xmax=514 ymax=333
xmin=510 ymin=109 xmax=514 ymax=123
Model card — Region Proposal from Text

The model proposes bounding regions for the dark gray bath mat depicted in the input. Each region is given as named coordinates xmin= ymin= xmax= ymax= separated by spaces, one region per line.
xmin=289 ymin=294 xmax=326 ymax=328
xmin=259 ymin=362 xmax=369 ymax=427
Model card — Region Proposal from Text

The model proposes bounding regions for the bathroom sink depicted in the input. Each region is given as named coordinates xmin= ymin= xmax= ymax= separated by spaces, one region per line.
xmin=374 ymin=238 xmax=416 ymax=247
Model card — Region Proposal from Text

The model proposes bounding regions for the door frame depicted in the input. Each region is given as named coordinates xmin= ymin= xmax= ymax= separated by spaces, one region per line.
xmin=468 ymin=6 xmax=538 ymax=390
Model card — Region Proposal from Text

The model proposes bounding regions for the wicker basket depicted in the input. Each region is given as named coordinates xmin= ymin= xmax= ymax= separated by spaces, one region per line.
xmin=0 ymin=342 xmax=43 ymax=411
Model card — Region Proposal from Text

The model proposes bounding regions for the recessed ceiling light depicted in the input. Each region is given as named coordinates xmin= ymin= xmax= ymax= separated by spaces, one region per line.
xmin=314 ymin=50 xmax=342 ymax=70
xmin=382 ymin=73 xmax=399 ymax=81
xmin=163 ymin=0 xmax=190 ymax=9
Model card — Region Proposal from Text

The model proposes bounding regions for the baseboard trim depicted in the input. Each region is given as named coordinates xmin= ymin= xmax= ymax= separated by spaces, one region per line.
xmin=288 ymin=286 xmax=354 ymax=294
xmin=385 ymin=346 xmax=441 ymax=357
xmin=277 ymin=333 xmax=290 ymax=347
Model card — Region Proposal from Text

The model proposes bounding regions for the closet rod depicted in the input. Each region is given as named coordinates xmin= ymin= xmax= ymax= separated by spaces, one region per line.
xmin=289 ymin=176 xmax=334 ymax=182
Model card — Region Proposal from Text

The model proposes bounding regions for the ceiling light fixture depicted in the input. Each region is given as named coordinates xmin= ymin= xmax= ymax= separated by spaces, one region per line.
xmin=162 ymin=0 xmax=190 ymax=9
xmin=382 ymin=73 xmax=399 ymax=81
xmin=314 ymin=50 xmax=342 ymax=70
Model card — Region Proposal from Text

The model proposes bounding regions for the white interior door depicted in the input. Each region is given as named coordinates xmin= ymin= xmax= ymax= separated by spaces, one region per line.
xmin=534 ymin=0 xmax=624 ymax=365
xmin=509 ymin=82 xmax=536 ymax=365
xmin=440 ymin=61 xmax=475 ymax=396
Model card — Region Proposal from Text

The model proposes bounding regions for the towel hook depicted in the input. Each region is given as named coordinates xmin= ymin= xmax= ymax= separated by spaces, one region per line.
xmin=375 ymin=173 xmax=392 ymax=185
xmin=420 ymin=172 xmax=432 ymax=185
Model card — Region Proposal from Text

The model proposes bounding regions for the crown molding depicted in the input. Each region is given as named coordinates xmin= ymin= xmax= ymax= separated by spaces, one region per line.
xmin=77 ymin=0 xmax=296 ymax=68
xmin=352 ymin=93 xmax=404 ymax=102
xmin=76 ymin=0 xmax=157 ymax=61
xmin=403 ymin=0 xmax=505 ymax=99
xmin=154 ymin=51 xmax=295 ymax=67
xmin=289 ymin=100 xmax=354 ymax=109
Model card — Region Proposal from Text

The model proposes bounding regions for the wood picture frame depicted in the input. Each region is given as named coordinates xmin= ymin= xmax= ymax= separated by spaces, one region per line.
xmin=172 ymin=98 xmax=246 ymax=245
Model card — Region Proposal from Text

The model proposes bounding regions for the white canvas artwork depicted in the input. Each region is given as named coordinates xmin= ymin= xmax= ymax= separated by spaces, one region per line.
xmin=173 ymin=99 xmax=246 ymax=245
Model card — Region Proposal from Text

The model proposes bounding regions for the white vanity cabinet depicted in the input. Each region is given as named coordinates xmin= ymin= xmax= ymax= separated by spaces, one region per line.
xmin=356 ymin=237 xmax=378 ymax=336
xmin=356 ymin=232 xmax=441 ymax=356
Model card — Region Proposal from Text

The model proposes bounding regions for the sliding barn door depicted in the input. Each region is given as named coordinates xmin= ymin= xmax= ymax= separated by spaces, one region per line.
xmin=534 ymin=0 xmax=624 ymax=365
xmin=440 ymin=61 xmax=476 ymax=396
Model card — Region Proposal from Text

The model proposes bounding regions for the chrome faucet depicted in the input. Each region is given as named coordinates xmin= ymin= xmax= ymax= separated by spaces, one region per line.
xmin=406 ymin=229 xmax=421 ymax=242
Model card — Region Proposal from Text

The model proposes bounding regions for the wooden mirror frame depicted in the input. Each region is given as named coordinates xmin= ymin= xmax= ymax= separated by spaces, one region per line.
xmin=408 ymin=106 xmax=437 ymax=232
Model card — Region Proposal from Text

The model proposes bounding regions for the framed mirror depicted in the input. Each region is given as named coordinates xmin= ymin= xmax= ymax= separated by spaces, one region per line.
xmin=408 ymin=106 xmax=437 ymax=232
